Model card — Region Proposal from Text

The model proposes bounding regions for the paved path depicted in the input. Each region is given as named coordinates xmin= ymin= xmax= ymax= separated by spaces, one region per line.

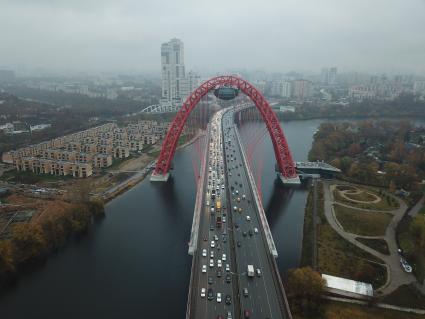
xmin=322 ymin=181 xmax=416 ymax=295
xmin=409 ymin=195 xmax=425 ymax=218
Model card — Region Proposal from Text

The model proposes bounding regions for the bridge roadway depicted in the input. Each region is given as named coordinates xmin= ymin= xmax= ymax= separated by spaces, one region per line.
xmin=189 ymin=106 xmax=290 ymax=319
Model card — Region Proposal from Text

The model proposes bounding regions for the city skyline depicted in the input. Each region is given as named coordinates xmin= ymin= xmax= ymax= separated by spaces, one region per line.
xmin=1 ymin=0 xmax=424 ymax=75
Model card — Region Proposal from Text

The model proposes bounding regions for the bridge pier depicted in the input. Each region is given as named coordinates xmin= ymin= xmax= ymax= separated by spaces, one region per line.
xmin=278 ymin=174 xmax=301 ymax=185
xmin=150 ymin=172 xmax=170 ymax=182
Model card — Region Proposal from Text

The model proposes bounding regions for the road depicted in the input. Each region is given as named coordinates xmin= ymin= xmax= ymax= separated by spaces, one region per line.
xmin=191 ymin=106 xmax=288 ymax=319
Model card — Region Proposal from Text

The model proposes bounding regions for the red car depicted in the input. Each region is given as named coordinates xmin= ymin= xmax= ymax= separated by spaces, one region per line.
xmin=244 ymin=310 xmax=250 ymax=318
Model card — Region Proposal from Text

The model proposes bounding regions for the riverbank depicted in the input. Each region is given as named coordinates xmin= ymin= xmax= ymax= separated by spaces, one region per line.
xmin=100 ymin=129 xmax=206 ymax=204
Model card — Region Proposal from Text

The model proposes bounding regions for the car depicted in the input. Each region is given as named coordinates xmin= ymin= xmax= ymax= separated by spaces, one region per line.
xmin=246 ymin=216 xmax=251 ymax=221
xmin=256 ymin=268 xmax=261 ymax=277
xmin=234 ymin=222 xmax=239 ymax=229
xmin=202 ymin=249 xmax=207 ymax=257
xmin=237 ymin=241 xmax=241 ymax=247
xmin=225 ymin=263 xmax=230 ymax=272
xmin=254 ymin=227 xmax=258 ymax=234
xmin=238 ymin=208 xmax=242 ymax=213
xmin=217 ymin=270 xmax=222 ymax=277
xmin=202 ymin=265 xmax=207 ymax=273
xmin=233 ymin=206 xmax=237 ymax=211
xmin=243 ymin=310 xmax=250 ymax=318
xmin=217 ymin=292 xmax=222 ymax=303
xmin=217 ymin=244 xmax=221 ymax=250
xmin=222 ymin=216 xmax=226 ymax=223
xmin=208 ymin=288 xmax=214 ymax=300
xmin=201 ymin=288 xmax=206 ymax=298
xmin=210 ymin=259 xmax=214 ymax=267
xmin=236 ymin=190 xmax=239 ymax=194
xmin=225 ymin=294 xmax=232 ymax=305
xmin=242 ymin=231 xmax=247 ymax=237
xmin=227 ymin=311 xmax=232 ymax=319
xmin=208 ymin=276 xmax=213 ymax=285
xmin=217 ymin=260 xmax=222 ymax=268
xmin=248 ymin=230 xmax=253 ymax=236
xmin=242 ymin=194 xmax=246 ymax=200
xmin=226 ymin=274 xmax=231 ymax=283
xmin=243 ymin=288 xmax=249 ymax=297
xmin=214 ymin=235 xmax=219 ymax=241
xmin=211 ymin=240 xmax=215 ymax=248
xmin=204 ymin=236 xmax=208 ymax=241
xmin=210 ymin=251 xmax=214 ymax=258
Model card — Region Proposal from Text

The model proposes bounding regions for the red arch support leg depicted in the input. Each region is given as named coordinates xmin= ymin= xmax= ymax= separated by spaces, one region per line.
xmin=150 ymin=75 xmax=299 ymax=184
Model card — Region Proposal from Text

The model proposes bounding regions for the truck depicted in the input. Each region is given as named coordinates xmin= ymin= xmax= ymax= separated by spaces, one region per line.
xmin=247 ymin=265 xmax=255 ymax=277
xmin=216 ymin=200 xmax=222 ymax=227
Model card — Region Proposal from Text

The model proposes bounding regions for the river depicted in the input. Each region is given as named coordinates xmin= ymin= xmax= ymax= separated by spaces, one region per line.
xmin=1 ymin=117 xmax=423 ymax=318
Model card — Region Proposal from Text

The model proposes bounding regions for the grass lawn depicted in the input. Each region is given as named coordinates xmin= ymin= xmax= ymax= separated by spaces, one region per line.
xmin=344 ymin=190 xmax=379 ymax=202
xmin=333 ymin=187 xmax=399 ymax=211
xmin=318 ymin=201 xmax=386 ymax=288
xmin=398 ymin=215 xmax=425 ymax=283
xmin=356 ymin=238 xmax=390 ymax=255
xmin=0 ymin=170 xmax=72 ymax=184
xmin=381 ymin=284 xmax=425 ymax=309
xmin=334 ymin=204 xmax=392 ymax=236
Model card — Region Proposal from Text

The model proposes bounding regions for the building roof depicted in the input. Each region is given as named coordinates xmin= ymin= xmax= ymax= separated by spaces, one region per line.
xmin=322 ymin=274 xmax=373 ymax=297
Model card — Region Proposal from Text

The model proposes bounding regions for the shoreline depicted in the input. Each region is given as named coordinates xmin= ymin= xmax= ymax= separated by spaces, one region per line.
xmin=102 ymin=129 xmax=206 ymax=204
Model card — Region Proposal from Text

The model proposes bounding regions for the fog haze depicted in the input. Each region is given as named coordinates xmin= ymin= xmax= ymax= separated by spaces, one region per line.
xmin=1 ymin=0 xmax=424 ymax=74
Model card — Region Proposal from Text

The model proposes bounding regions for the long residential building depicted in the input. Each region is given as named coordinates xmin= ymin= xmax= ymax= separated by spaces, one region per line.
xmin=2 ymin=120 xmax=170 ymax=178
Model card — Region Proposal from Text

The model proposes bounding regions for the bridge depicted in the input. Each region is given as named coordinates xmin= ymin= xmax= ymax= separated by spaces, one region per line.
xmin=148 ymin=75 xmax=337 ymax=318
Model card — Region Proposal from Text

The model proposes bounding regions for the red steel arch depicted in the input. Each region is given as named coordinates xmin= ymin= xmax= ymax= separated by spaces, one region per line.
xmin=152 ymin=75 xmax=297 ymax=179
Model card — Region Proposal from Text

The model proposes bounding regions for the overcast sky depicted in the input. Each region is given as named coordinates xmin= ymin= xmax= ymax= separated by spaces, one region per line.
xmin=1 ymin=0 xmax=424 ymax=75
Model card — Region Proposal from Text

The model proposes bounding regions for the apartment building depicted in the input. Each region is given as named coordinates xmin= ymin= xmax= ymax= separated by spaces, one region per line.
xmin=3 ymin=121 xmax=170 ymax=178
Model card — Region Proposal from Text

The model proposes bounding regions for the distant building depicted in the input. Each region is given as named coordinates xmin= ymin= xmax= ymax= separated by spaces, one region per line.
xmin=321 ymin=67 xmax=338 ymax=85
xmin=414 ymin=81 xmax=425 ymax=96
xmin=161 ymin=38 xmax=186 ymax=107
xmin=292 ymin=80 xmax=312 ymax=99
xmin=0 ymin=70 xmax=15 ymax=82
xmin=270 ymin=81 xmax=292 ymax=98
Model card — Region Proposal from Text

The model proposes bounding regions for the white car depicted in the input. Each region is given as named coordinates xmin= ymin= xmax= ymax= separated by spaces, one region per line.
xmin=217 ymin=260 xmax=222 ymax=268
xmin=210 ymin=251 xmax=214 ymax=258
xmin=201 ymin=288 xmax=206 ymax=298
xmin=222 ymin=254 xmax=226 ymax=261
xmin=202 ymin=265 xmax=207 ymax=273
xmin=210 ymin=259 xmax=214 ymax=268
xmin=211 ymin=240 xmax=215 ymax=248
xmin=217 ymin=292 xmax=222 ymax=303
xmin=226 ymin=264 xmax=230 ymax=272
xmin=246 ymin=216 xmax=251 ymax=222
xmin=202 ymin=249 xmax=207 ymax=257
xmin=254 ymin=227 xmax=258 ymax=234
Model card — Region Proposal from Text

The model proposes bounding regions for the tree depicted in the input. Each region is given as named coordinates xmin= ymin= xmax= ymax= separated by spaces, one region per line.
xmin=410 ymin=216 xmax=425 ymax=249
xmin=286 ymin=267 xmax=326 ymax=317
xmin=0 ymin=240 xmax=15 ymax=277
xmin=11 ymin=223 xmax=47 ymax=264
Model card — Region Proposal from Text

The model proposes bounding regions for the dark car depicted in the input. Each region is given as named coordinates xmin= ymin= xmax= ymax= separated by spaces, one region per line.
xmin=208 ymin=276 xmax=213 ymax=285
xmin=244 ymin=310 xmax=250 ymax=318
xmin=234 ymin=223 xmax=239 ymax=229
xmin=237 ymin=241 xmax=241 ymax=247
xmin=226 ymin=274 xmax=231 ymax=283
xmin=243 ymin=288 xmax=248 ymax=297
xmin=248 ymin=230 xmax=253 ymax=236
xmin=217 ymin=270 xmax=222 ymax=278
xmin=204 ymin=236 xmax=208 ymax=241
xmin=208 ymin=288 xmax=214 ymax=300
xmin=225 ymin=295 xmax=232 ymax=305
xmin=242 ymin=231 xmax=247 ymax=237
